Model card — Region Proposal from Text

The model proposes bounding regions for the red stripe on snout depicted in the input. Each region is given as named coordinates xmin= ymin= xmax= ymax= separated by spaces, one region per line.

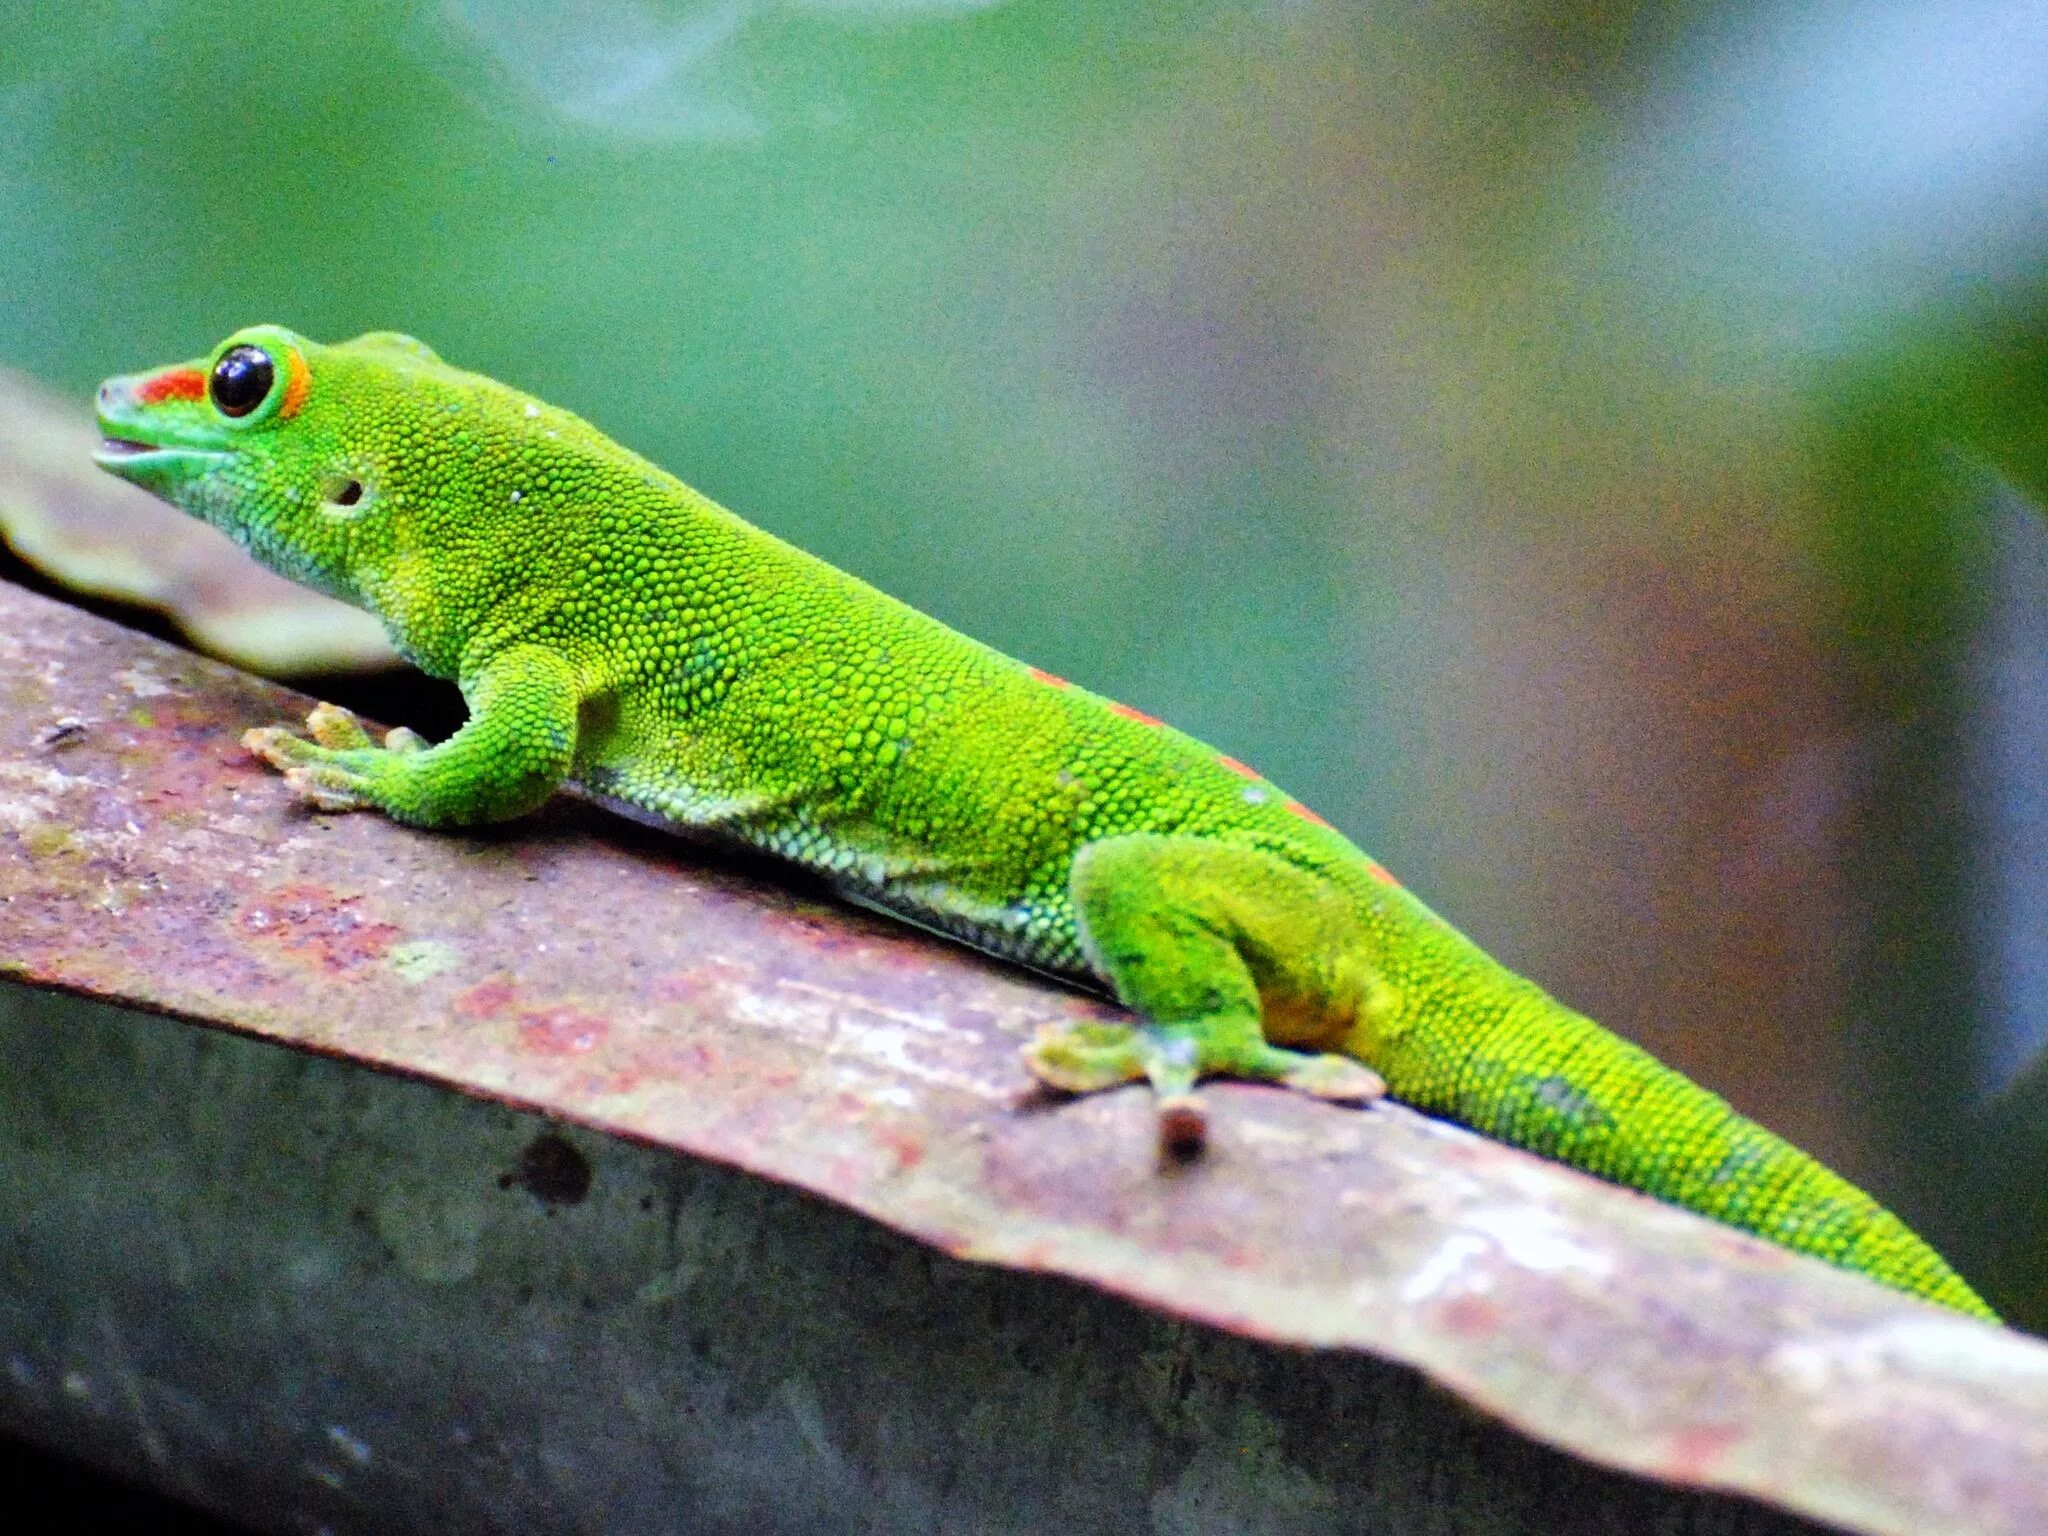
xmin=136 ymin=367 xmax=206 ymax=405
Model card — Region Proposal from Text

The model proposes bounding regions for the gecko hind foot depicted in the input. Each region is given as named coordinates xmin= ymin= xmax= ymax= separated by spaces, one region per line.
xmin=1021 ymin=1016 xmax=1385 ymax=1155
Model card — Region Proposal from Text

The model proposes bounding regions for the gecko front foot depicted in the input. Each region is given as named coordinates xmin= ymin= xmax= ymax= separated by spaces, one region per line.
xmin=1022 ymin=1016 xmax=1385 ymax=1156
xmin=243 ymin=703 xmax=423 ymax=813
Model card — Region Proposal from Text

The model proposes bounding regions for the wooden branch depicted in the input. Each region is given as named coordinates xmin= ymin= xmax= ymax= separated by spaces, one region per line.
xmin=3 ymin=577 xmax=2045 ymax=1536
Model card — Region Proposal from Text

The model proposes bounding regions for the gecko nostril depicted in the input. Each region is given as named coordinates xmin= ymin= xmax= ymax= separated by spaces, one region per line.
xmin=334 ymin=480 xmax=363 ymax=506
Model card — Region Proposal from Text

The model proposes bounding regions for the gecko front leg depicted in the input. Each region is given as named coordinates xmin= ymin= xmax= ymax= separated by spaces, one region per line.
xmin=244 ymin=643 xmax=583 ymax=828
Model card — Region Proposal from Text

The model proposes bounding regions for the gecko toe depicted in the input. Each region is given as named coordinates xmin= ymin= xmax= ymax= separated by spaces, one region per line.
xmin=306 ymin=701 xmax=376 ymax=751
xmin=282 ymin=763 xmax=372 ymax=812
xmin=243 ymin=724 xmax=316 ymax=769
xmin=1020 ymin=1022 xmax=1148 ymax=1093
xmin=1280 ymin=1054 xmax=1386 ymax=1104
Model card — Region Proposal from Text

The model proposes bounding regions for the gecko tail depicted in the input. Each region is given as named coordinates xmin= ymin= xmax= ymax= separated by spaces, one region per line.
xmin=1370 ymin=977 xmax=1999 ymax=1321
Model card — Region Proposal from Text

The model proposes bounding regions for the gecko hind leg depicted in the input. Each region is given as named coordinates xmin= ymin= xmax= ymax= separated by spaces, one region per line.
xmin=1022 ymin=833 xmax=1385 ymax=1153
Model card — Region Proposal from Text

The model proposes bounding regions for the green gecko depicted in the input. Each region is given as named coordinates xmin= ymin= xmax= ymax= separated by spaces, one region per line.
xmin=92 ymin=324 xmax=1996 ymax=1321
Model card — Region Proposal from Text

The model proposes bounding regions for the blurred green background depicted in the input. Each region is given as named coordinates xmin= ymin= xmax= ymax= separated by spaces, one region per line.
xmin=3 ymin=0 xmax=2044 ymax=1325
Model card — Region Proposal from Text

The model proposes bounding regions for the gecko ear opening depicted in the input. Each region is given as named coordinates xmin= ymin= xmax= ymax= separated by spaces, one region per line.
xmin=320 ymin=474 xmax=366 ymax=511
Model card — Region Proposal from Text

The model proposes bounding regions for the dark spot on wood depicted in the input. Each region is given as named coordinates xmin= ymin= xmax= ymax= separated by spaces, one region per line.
xmin=33 ymin=717 xmax=88 ymax=751
xmin=500 ymin=1131 xmax=593 ymax=1206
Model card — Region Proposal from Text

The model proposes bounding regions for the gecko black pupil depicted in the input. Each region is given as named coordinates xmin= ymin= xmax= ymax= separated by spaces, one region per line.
xmin=210 ymin=346 xmax=274 ymax=417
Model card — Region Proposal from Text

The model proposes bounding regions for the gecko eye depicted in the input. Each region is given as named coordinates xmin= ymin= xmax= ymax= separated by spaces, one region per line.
xmin=210 ymin=345 xmax=274 ymax=418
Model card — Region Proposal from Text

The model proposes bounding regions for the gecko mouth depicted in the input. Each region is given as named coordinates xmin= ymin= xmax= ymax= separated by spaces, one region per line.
xmin=95 ymin=435 xmax=160 ymax=458
xmin=91 ymin=434 xmax=229 ymax=464
xmin=89 ymin=432 xmax=232 ymax=482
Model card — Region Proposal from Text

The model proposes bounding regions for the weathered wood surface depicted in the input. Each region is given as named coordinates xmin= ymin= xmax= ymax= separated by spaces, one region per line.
xmin=3 ymin=578 xmax=2046 ymax=1536
xmin=0 ymin=980 xmax=1835 ymax=1536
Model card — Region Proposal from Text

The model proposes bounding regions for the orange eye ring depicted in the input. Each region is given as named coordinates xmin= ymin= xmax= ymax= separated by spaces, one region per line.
xmin=279 ymin=348 xmax=313 ymax=419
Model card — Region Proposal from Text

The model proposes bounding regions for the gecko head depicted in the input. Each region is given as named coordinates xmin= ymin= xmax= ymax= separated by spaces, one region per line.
xmin=92 ymin=324 xmax=462 ymax=605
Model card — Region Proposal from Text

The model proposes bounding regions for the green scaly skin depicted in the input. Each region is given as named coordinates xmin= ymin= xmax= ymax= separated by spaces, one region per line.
xmin=93 ymin=325 xmax=1997 ymax=1320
